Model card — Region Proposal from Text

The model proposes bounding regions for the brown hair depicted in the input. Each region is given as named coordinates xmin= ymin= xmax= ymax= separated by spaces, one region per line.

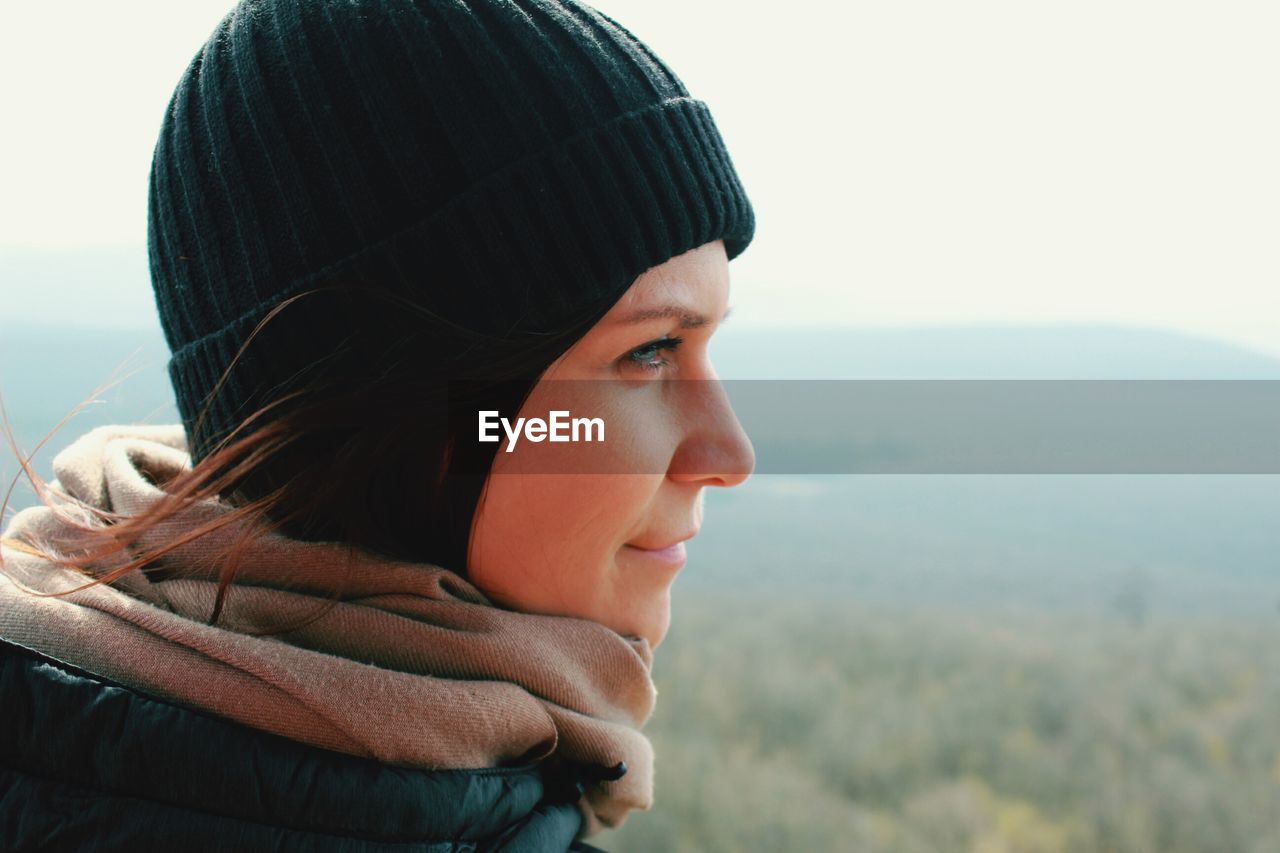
xmin=0 ymin=285 xmax=616 ymax=632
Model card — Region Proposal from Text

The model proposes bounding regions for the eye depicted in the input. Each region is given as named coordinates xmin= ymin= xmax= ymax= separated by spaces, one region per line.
xmin=622 ymin=335 xmax=684 ymax=374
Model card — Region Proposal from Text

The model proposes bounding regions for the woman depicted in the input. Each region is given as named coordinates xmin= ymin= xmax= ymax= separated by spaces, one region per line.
xmin=0 ymin=0 xmax=755 ymax=850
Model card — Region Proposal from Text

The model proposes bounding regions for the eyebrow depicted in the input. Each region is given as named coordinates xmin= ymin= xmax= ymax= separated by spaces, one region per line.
xmin=613 ymin=303 xmax=734 ymax=329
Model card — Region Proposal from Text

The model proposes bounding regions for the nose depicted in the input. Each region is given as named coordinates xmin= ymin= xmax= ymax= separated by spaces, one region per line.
xmin=667 ymin=376 xmax=755 ymax=487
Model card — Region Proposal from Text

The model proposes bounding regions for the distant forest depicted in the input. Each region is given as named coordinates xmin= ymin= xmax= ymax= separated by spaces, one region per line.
xmin=3 ymin=322 xmax=1279 ymax=850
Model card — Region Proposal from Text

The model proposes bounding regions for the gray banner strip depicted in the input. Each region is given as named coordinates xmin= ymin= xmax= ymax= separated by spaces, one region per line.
xmin=456 ymin=380 xmax=1280 ymax=473
xmin=729 ymin=380 xmax=1280 ymax=473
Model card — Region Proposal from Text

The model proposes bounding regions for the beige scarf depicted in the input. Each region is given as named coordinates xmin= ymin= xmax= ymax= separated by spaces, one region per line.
xmin=0 ymin=423 xmax=656 ymax=836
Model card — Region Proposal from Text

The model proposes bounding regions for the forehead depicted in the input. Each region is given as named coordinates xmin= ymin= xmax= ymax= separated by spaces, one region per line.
xmin=607 ymin=302 xmax=733 ymax=330
xmin=602 ymin=242 xmax=731 ymax=326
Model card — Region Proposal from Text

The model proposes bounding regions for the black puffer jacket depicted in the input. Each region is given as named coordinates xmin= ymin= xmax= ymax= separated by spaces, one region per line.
xmin=0 ymin=637 xmax=612 ymax=852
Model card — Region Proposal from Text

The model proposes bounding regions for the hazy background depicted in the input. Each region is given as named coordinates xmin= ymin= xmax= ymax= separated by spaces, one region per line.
xmin=3 ymin=2 xmax=1278 ymax=851
xmin=3 ymin=0 xmax=1279 ymax=355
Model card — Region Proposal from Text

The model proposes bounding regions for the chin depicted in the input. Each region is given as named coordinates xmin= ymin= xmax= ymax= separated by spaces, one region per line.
xmin=606 ymin=604 xmax=669 ymax=651
xmin=637 ymin=599 xmax=673 ymax=651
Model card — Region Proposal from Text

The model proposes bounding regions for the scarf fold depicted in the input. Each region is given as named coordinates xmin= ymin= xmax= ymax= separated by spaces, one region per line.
xmin=0 ymin=423 xmax=656 ymax=835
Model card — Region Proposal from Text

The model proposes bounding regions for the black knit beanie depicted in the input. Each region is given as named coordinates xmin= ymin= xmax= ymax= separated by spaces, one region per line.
xmin=147 ymin=0 xmax=756 ymax=462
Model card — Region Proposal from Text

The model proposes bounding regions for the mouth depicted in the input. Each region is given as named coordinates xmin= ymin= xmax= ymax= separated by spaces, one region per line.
xmin=626 ymin=529 xmax=699 ymax=552
xmin=620 ymin=534 xmax=694 ymax=570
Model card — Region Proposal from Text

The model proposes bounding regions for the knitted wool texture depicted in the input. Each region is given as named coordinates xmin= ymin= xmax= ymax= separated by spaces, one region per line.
xmin=147 ymin=0 xmax=756 ymax=461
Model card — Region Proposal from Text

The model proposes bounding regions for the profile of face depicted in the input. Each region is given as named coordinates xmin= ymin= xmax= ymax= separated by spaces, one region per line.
xmin=467 ymin=240 xmax=755 ymax=651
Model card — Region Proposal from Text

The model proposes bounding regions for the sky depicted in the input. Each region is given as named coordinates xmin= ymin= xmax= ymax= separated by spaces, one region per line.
xmin=1 ymin=0 xmax=1277 ymax=357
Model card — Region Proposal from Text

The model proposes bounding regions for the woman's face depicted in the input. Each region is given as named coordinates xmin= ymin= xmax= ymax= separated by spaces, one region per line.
xmin=467 ymin=240 xmax=754 ymax=650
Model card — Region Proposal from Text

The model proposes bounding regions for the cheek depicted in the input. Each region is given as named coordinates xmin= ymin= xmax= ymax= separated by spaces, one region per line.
xmin=464 ymin=384 xmax=679 ymax=616
xmin=467 ymin=472 xmax=658 ymax=607
xmin=518 ymin=378 xmax=681 ymax=477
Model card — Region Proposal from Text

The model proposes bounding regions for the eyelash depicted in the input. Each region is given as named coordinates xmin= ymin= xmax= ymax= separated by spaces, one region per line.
xmin=624 ymin=336 xmax=684 ymax=373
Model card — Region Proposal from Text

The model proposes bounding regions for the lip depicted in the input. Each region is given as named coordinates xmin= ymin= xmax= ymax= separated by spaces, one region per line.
xmin=627 ymin=529 xmax=699 ymax=551
xmin=620 ymin=540 xmax=689 ymax=570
